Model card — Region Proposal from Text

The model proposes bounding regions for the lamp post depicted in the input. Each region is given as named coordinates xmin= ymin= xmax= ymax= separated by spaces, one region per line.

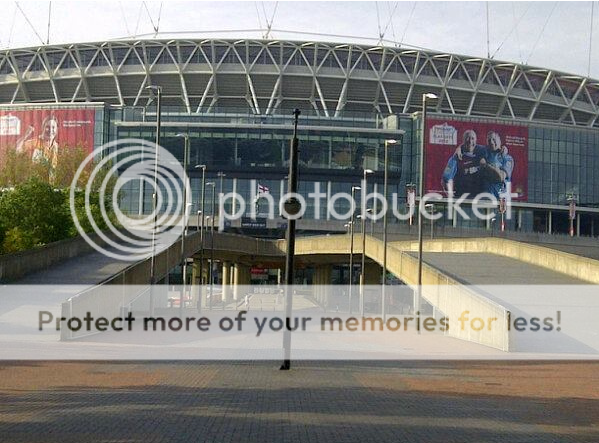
xmin=217 ymin=172 xmax=226 ymax=195
xmin=416 ymin=93 xmax=437 ymax=315
xmin=349 ymin=185 xmax=360 ymax=315
xmin=194 ymin=164 xmax=206 ymax=312
xmin=195 ymin=209 xmax=202 ymax=309
xmin=205 ymin=215 xmax=211 ymax=308
xmin=499 ymin=197 xmax=507 ymax=233
xmin=381 ymin=139 xmax=397 ymax=321
xmin=425 ymin=203 xmax=435 ymax=240
xmin=568 ymin=194 xmax=577 ymax=237
xmin=359 ymin=169 xmax=374 ymax=317
xmin=145 ymin=85 xmax=162 ymax=316
xmin=206 ymin=182 xmax=216 ymax=310
xmin=344 ymin=222 xmax=351 ymax=309
xmin=359 ymin=207 xmax=372 ymax=317
xmin=281 ymin=108 xmax=301 ymax=371
xmin=175 ymin=133 xmax=190 ymax=317
xmin=217 ymin=172 xmax=226 ymax=231
xmin=406 ymin=183 xmax=416 ymax=226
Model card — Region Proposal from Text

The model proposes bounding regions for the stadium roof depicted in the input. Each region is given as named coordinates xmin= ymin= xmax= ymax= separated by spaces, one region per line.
xmin=1 ymin=38 xmax=599 ymax=128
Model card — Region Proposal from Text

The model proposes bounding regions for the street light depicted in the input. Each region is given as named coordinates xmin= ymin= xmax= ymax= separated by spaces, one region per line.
xmin=567 ymin=194 xmax=577 ymax=237
xmin=204 ymin=215 xmax=211 ymax=308
xmin=145 ymin=85 xmax=162 ymax=316
xmin=381 ymin=138 xmax=397 ymax=321
xmin=359 ymin=208 xmax=372 ymax=317
xmin=405 ymin=183 xmax=417 ymax=226
xmin=344 ymin=219 xmax=354 ymax=312
xmin=281 ymin=109 xmax=301 ymax=371
xmin=206 ymin=182 xmax=216 ymax=310
xmin=349 ymin=185 xmax=360 ymax=315
xmin=217 ymin=172 xmax=226 ymax=193
xmin=359 ymin=169 xmax=374 ymax=317
xmin=217 ymin=172 xmax=226 ymax=231
xmin=175 ymin=133 xmax=190 ymax=317
xmin=425 ymin=203 xmax=435 ymax=240
xmin=195 ymin=164 xmax=206 ymax=312
xmin=499 ymin=197 xmax=507 ymax=233
xmin=417 ymin=93 xmax=437 ymax=315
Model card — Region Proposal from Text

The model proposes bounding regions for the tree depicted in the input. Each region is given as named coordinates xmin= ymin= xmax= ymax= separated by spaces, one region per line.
xmin=0 ymin=144 xmax=93 ymax=188
xmin=0 ymin=149 xmax=50 ymax=187
xmin=68 ymin=156 xmax=119 ymax=236
xmin=70 ymin=188 xmax=119 ymax=235
xmin=53 ymin=145 xmax=92 ymax=188
xmin=0 ymin=178 xmax=73 ymax=251
xmin=0 ymin=147 xmax=120 ymax=253
xmin=0 ymin=221 xmax=6 ymax=254
xmin=2 ymin=227 xmax=37 ymax=253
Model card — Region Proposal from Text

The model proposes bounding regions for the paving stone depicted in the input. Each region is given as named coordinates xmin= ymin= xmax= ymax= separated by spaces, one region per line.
xmin=0 ymin=361 xmax=598 ymax=442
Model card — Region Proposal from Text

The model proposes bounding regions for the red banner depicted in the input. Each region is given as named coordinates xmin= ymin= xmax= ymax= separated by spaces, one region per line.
xmin=425 ymin=118 xmax=528 ymax=201
xmin=0 ymin=108 xmax=95 ymax=166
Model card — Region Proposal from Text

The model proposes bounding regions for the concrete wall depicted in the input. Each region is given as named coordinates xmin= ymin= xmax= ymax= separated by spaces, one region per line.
xmin=397 ymin=237 xmax=599 ymax=284
xmin=293 ymin=235 xmax=511 ymax=351
xmin=60 ymin=231 xmax=592 ymax=346
xmin=62 ymin=231 xmax=281 ymax=340
xmin=0 ymin=230 xmax=125 ymax=283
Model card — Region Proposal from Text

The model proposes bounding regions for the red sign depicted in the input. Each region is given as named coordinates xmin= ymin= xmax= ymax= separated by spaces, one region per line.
xmin=425 ymin=118 xmax=528 ymax=201
xmin=0 ymin=108 xmax=96 ymax=166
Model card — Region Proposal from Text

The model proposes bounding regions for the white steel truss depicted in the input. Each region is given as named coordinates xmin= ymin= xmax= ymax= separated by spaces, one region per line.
xmin=1 ymin=38 xmax=599 ymax=127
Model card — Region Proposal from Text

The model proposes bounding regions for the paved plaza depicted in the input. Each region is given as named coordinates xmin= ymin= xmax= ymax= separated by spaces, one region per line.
xmin=0 ymin=361 xmax=598 ymax=442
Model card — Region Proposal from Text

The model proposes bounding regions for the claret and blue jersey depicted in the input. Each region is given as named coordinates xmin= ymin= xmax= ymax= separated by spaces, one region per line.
xmin=442 ymin=145 xmax=514 ymax=198
xmin=442 ymin=144 xmax=486 ymax=197
xmin=483 ymin=147 xmax=514 ymax=198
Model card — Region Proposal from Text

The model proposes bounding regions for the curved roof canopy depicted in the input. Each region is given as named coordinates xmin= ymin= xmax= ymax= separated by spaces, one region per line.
xmin=1 ymin=38 xmax=598 ymax=127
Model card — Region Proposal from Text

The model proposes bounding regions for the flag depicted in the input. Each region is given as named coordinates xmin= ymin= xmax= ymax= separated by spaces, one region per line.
xmin=258 ymin=183 xmax=270 ymax=194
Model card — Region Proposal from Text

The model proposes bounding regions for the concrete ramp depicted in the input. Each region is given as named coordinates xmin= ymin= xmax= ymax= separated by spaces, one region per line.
xmin=294 ymin=235 xmax=511 ymax=351
xmin=396 ymin=238 xmax=598 ymax=354
xmin=294 ymin=235 xmax=599 ymax=352
xmin=406 ymin=252 xmax=587 ymax=285
xmin=17 ymin=231 xmax=596 ymax=354
xmin=394 ymin=237 xmax=599 ymax=284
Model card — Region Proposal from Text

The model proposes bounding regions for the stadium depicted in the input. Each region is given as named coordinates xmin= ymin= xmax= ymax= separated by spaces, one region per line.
xmin=1 ymin=37 xmax=598 ymax=235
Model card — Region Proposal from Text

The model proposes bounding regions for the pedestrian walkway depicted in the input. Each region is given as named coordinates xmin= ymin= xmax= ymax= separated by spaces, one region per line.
xmin=223 ymin=291 xmax=319 ymax=311
xmin=0 ymin=361 xmax=597 ymax=442
xmin=11 ymin=246 xmax=134 ymax=285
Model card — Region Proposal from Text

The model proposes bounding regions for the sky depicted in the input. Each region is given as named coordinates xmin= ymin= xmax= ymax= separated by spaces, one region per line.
xmin=0 ymin=1 xmax=597 ymax=79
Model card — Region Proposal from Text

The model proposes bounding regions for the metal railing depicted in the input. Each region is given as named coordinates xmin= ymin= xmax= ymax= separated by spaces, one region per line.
xmin=60 ymin=231 xmax=283 ymax=339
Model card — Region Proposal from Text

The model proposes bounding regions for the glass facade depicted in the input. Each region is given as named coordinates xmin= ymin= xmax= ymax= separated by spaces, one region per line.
xmin=107 ymin=107 xmax=599 ymax=235
xmin=113 ymin=108 xmax=403 ymax=223
xmin=528 ymin=125 xmax=599 ymax=206
xmin=114 ymin=127 xmax=402 ymax=175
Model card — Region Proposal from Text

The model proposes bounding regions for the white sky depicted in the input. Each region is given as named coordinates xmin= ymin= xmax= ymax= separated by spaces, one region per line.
xmin=1 ymin=1 xmax=598 ymax=79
